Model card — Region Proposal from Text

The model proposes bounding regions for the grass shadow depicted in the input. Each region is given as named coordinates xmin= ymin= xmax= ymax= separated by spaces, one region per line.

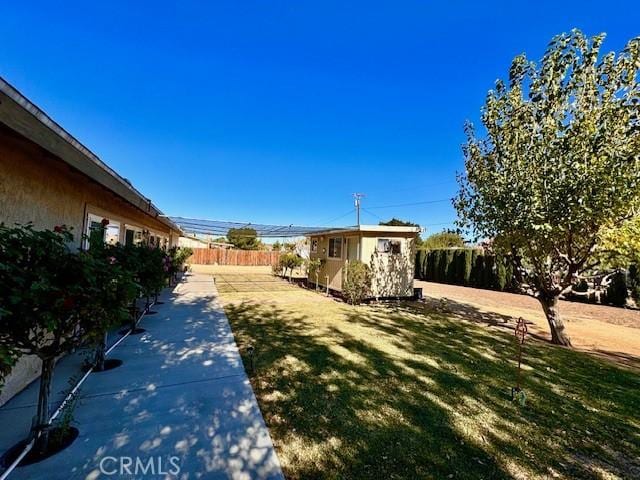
xmin=225 ymin=298 xmax=640 ymax=479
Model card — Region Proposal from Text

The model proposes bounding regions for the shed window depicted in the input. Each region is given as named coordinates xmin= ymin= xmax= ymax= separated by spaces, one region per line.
xmin=311 ymin=239 xmax=318 ymax=253
xmin=378 ymin=238 xmax=401 ymax=254
xmin=328 ymin=237 xmax=342 ymax=258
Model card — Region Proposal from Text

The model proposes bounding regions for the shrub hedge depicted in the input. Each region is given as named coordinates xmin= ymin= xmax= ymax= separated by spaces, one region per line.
xmin=416 ymin=249 xmax=637 ymax=307
xmin=415 ymin=248 xmax=517 ymax=292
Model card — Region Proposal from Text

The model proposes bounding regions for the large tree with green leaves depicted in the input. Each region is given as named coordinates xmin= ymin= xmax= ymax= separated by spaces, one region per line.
xmin=598 ymin=215 xmax=640 ymax=268
xmin=455 ymin=30 xmax=640 ymax=346
xmin=227 ymin=227 xmax=260 ymax=250
xmin=380 ymin=218 xmax=423 ymax=246
xmin=421 ymin=230 xmax=466 ymax=250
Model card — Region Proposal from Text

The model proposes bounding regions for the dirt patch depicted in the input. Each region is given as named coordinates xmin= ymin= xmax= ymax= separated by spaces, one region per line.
xmin=415 ymin=281 xmax=640 ymax=369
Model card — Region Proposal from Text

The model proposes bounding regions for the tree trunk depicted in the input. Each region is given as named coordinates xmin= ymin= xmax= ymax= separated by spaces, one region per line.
xmin=538 ymin=294 xmax=572 ymax=346
xmin=94 ymin=332 xmax=107 ymax=371
xmin=34 ymin=357 xmax=55 ymax=451
xmin=131 ymin=299 xmax=138 ymax=332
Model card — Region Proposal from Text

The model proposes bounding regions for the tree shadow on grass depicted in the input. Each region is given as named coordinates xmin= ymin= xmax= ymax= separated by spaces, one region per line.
xmin=226 ymin=300 xmax=640 ymax=480
xmin=417 ymin=295 xmax=640 ymax=369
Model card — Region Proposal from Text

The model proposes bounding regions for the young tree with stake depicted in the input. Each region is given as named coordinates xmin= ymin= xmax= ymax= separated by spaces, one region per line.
xmin=86 ymin=237 xmax=138 ymax=371
xmin=0 ymin=225 xmax=98 ymax=450
xmin=455 ymin=30 xmax=640 ymax=346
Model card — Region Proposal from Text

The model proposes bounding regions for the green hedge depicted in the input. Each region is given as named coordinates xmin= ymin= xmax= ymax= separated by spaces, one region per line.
xmin=415 ymin=248 xmax=517 ymax=292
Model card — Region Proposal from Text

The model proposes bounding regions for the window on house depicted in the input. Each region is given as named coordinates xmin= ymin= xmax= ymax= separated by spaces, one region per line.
xmin=328 ymin=237 xmax=342 ymax=258
xmin=311 ymin=239 xmax=318 ymax=253
xmin=125 ymin=225 xmax=143 ymax=246
xmin=125 ymin=229 xmax=134 ymax=246
xmin=378 ymin=238 xmax=401 ymax=254
xmin=85 ymin=213 xmax=108 ymax=250
xmin=105 ymin=222 xmax=120 ymax=245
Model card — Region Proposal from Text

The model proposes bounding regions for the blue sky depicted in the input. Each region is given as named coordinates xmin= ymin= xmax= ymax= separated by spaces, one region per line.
xmin=1 ymin=1 xmax=637 ymax=235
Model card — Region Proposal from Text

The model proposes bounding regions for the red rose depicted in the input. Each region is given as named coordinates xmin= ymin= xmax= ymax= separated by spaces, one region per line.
xmin=53 ymin=226 xmax=63 ymax=233
xmin=62 ymin=296 xmax=75 ymax=310
xmin=101 ymin=218 xmax=110 ymax=226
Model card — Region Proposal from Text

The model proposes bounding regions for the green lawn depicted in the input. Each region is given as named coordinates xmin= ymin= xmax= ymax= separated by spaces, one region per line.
xmin=220 ymin=281 xmax=640 ymax=479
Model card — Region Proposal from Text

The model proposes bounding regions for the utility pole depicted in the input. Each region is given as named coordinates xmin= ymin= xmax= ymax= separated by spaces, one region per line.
xmin=353 ymin=193 xmax=365 ymax=226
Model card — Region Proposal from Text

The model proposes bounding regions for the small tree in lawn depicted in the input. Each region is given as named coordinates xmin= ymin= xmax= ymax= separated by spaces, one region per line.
xmin=0 ymin=224 xmax=98 ymax=450
xmin=279 ymin=253 xmax=303 ymax=282
xmin=306 ymin=258 xmax=322 ymax=290
xmin=455 ymin=30 xmax=640 ymax=346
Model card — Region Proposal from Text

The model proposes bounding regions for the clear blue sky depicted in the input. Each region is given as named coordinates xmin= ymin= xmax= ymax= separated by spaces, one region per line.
xmin=1 ymin=1 xmax=637 ymax=234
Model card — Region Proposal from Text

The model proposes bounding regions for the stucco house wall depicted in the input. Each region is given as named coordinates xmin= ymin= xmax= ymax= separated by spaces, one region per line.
xmin=0 ymin=125 xmax=176 ymax=248
xmin=0 ymin=99 xmax=180 ymax=406
xmin=361 ymin=233 xmax=416 ymax=297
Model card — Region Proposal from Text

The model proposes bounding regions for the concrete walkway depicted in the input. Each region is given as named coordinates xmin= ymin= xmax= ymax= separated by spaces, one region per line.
xmin=0 ymin=273 xmax=284 ymax=479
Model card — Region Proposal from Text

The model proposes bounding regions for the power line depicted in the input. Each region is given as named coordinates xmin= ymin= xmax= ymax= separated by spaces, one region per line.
xmin=361 ymin=207 xmax=384 ymax=222
xmin=316 ymin=209 xmax=356 ymax=226
xmin=366 ymin=198 xmax=452 ymax=210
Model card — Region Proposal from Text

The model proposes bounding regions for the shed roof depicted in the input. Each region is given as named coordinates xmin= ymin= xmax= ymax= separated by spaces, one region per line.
xmin=0 ymin=76 xmax=181 ymax=234
xmin=306 ymin=224 xmax=421 ymax=237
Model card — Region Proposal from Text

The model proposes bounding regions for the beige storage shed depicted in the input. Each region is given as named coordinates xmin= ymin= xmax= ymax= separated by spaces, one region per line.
xmin=306 ymin=225 xmax=420 ymax=298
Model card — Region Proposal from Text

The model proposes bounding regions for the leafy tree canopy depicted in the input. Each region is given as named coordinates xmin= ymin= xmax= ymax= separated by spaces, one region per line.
xmin=598 ymin=215 xmax=640 ymax=268
xmin=421 ymin=230 xmax=466 ymax=250
xmin=379 ymin=218 xmax=418 ymax=227
xmin=380 ymin=218 xmax=423 ymax=246
xmin=227 ymin=227 xmax=260 ymax=250
xmin=455 ymin=29 xmax=640 ymax=345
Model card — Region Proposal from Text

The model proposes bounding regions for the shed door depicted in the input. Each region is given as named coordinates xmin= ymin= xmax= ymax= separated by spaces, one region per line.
xmin=347 ymin=237 xmax=359 ymax=261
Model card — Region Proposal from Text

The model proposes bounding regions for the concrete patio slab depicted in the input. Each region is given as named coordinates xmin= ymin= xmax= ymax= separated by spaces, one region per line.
xmin=0 ymin=274 xmax=283 ymax=480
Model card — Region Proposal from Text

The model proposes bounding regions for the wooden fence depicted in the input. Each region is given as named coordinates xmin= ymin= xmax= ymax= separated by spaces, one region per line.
xmin=188 ymin=248 xmax=281 ymax=266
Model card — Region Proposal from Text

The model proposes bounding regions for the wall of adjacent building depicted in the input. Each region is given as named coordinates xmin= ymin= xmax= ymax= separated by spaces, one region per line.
xmin=307 ymin=231 xmax=416 ymax=297
xmin=360 ymin=233 xmax=416 ymax=297
xmin=0 ymin=124 xmax=176 ymax=248
xmin=0 ymin=124 xmax=178 ymax=406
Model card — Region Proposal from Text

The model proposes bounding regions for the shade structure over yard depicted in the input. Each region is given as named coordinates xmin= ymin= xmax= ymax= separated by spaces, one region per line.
xmin=170 ymin=216 xmax=333 ymax=238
